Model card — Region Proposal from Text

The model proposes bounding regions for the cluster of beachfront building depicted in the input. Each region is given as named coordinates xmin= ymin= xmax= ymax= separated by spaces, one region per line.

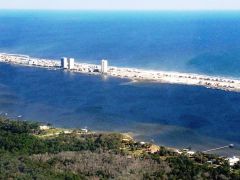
xmin=0 ymin=53 xmax=109 ymax=74
xmin=2 ymin=52 xmax=240 ymax=92
xmin=60 ymin=57 xmax=74 ymax=69
xmin=60 ymin=57 xmax=108 ymax=74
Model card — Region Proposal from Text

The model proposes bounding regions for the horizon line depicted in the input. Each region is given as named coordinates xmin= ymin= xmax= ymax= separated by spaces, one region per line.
xmin=1 ymin=8 xmax=240 ymax=11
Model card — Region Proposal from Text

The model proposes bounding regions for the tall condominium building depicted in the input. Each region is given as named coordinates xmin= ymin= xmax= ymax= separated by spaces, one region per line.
xmin=68 ymin=58 xmax=75 ymax=69
xmin=101 ymin=59 xmax=108 ymax=74
xmin=61 ymin=57 xmax=68 ymax=69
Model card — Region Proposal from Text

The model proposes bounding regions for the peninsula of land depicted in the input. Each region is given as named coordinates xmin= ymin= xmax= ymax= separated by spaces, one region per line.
xmin=0 ymin=116 xmax=239 ymax=179
xmin=1 ymin=53 xmax=240 ymax=92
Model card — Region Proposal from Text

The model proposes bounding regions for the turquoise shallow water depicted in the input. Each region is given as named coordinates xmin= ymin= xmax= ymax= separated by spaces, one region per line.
xmin=0 ymin=11 xmax=240 ymax=154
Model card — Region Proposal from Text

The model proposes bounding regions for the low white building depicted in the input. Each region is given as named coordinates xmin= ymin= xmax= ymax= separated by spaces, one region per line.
xmin=140 ymin=141 xmax=146 ymax=145
xmin=81 ymin=128 xmax=88 ymax=133
xmin=28 ymin=60 xmax=34 ymax=65
xmin=64 ymin=130 xmax=72 ymax=134
xmin=101 ymin=59 xmax=108 ymax=74
xmin=175 ymin=149 xmax=182 ymax=154
xmin=181 ymin=149 xmax=195 ymax=156
xmin=227 ymin=156 xmax=240 ymax=166
xmin=187 ymin=151 xmax=195 ymax=156
xmin=39 ymin=125 xmax=50 ymax=130
xmin=68 ymin=58 xmax=75 ymax=69
xmin=61 ymin=57 xmax=68 ymax=69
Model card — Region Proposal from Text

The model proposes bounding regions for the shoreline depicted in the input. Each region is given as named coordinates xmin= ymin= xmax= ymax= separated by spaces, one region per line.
xmin=1 ymin=116 xmax=239 ymax=179
xmin=5 ymin=115 xmax=239 ymax=159
xmin=1 ymin=52 xmax=240 ymax=92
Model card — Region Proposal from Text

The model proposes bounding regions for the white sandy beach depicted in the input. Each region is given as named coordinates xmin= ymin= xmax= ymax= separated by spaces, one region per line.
xmin=1 ymin=53 xmax=240 ymax=92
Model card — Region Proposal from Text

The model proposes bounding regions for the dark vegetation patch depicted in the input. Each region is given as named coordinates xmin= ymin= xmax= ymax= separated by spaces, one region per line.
xmin=0 ymin=117 xmax=239 ymax=179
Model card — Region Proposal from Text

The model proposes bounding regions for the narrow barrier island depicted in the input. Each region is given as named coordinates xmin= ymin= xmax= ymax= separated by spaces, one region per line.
xmin=1 ymin=53 xmax=240 ymax=92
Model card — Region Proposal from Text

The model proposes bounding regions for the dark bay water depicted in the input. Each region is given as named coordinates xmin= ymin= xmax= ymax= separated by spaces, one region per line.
xmin=0 ymin=11 xmax=240 ymax=154
xmin=0 ymin=63 xmax=239 ymax=154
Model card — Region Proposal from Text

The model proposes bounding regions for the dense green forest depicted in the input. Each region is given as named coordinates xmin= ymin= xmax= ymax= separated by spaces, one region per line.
xmin=0 ymin=117 xmax=239 ymax=179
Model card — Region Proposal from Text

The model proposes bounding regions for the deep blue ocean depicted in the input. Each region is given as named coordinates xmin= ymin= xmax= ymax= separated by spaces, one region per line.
xmin=0 ymin=11 xmax=240 ymax=154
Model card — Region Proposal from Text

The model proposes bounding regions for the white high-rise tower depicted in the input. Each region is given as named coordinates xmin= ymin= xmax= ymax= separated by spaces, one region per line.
xmin=101 ymin=59 xmax=108 ymax=74
xmin=68 ymin=58 xmax=75 ymax=70
xmin=61 ymin=57 xmax=68 ymax=69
